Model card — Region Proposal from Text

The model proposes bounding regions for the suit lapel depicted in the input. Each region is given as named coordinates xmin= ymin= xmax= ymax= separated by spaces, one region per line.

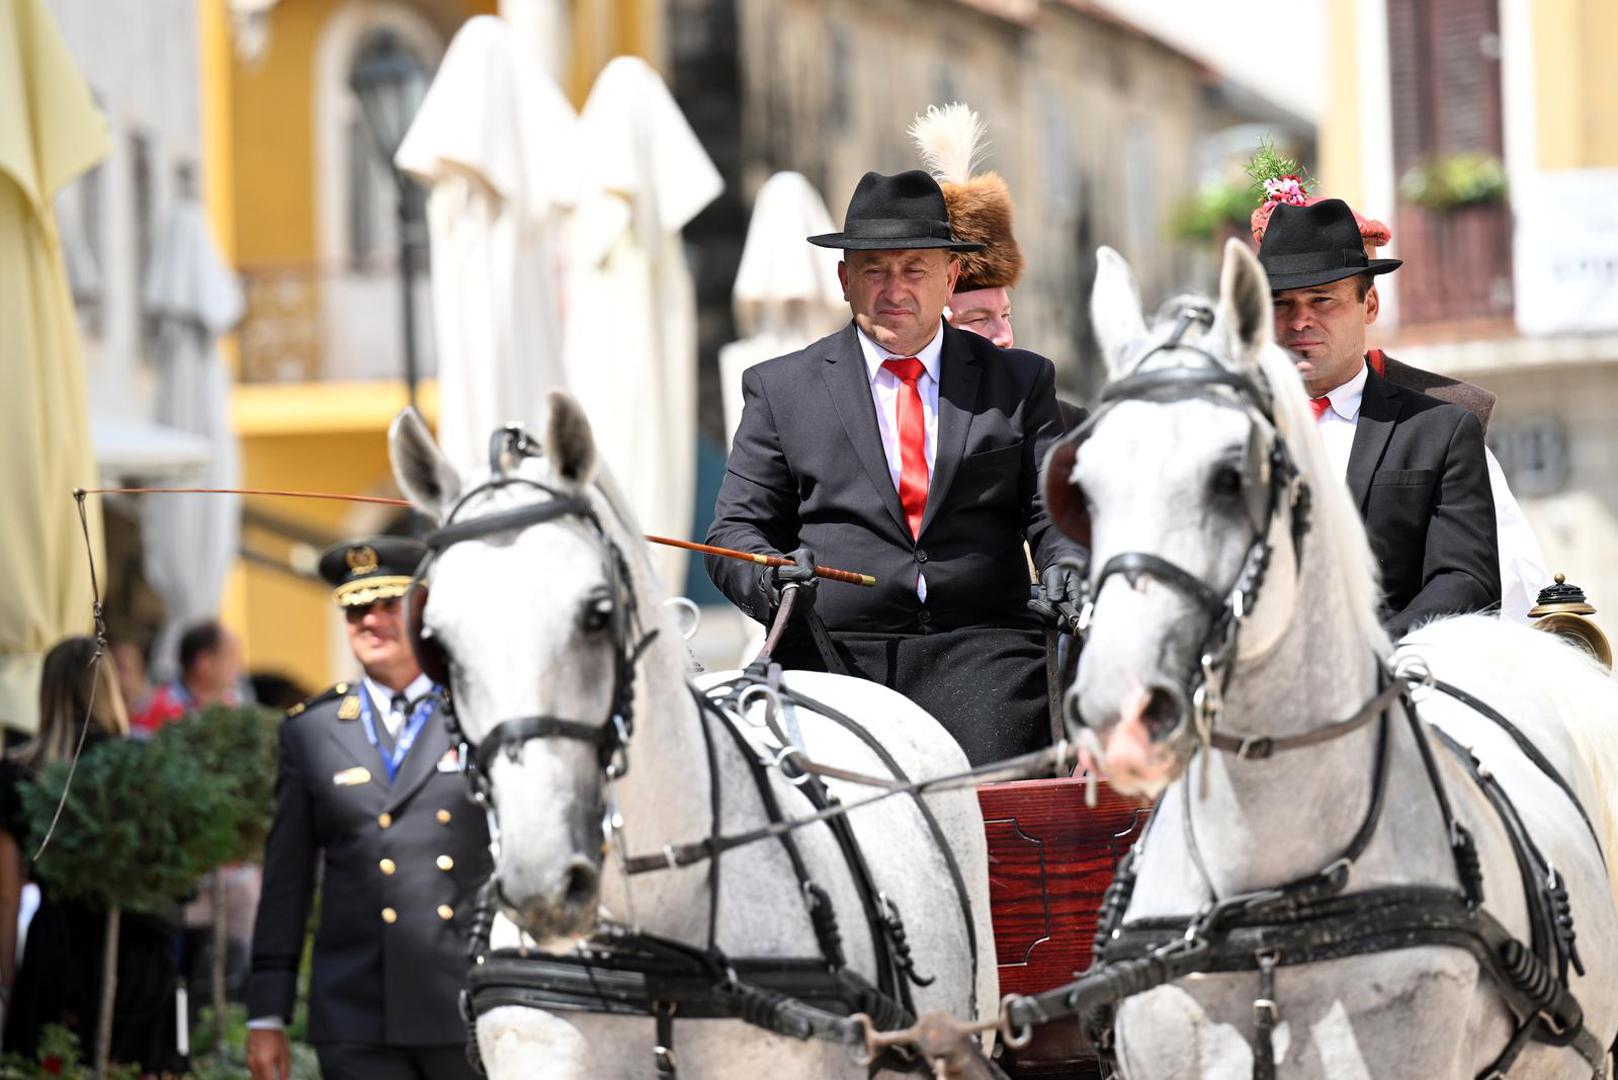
xmin=820 ymin=323 xmax=911 ymax=539
xmin=325 ymin=689 xmax=387 ymax=784
xmin=1346 ymin=365 xmax=1399 ymax=513
xmin=917 ymin=327 xmax=980 ymax=539
xmin=385 ymin=706 xmax=452 ymax=813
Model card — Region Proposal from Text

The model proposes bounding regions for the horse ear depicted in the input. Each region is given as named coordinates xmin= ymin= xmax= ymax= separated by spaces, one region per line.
xmin=1090 ymin=246 xmax=1147 ymax=380
xmin=545 ymin=391 xmax=597 ymax=486
xmin=1218 ymin=238 xmax=1274 ymax=363
xmin=389 ymin=408 xmax=461 ymax=521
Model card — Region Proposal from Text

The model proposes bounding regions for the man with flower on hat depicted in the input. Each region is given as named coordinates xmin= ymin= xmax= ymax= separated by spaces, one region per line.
xmin=1252 ymin=167 xmax=1550 ymax=623
xmin=246 ymin=537 xmax=489 ymax=1080
xmin=1255 ymin=193 xmax=1500 ymax=636
xmin=705 ymin=169 xmax=1086 ymax=765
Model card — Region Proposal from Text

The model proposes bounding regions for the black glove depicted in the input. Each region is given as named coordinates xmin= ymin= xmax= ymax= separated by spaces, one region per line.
xmin=759 ymin=546 xmax=819 ymax=609
xmin=1028 ymin=559 xmax=1085 ymax=633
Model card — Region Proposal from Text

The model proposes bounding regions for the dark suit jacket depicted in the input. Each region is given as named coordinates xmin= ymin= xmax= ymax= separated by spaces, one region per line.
xmin=246 ymin=684 xmax=492 ymax=1047
xmin=706 ymin=321 xmax=1084 ymax=637
xmin=1349 ymin=363 xmax=1500 ymax=637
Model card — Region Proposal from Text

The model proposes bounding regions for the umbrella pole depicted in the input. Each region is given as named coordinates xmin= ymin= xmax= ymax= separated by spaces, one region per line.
xmin=396 ymin=174 xmax=421 ymax=412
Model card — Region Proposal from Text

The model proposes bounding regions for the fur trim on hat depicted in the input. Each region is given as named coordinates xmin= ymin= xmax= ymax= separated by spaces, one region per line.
xmin=910 ymin=103 xmax=1024 ymax=291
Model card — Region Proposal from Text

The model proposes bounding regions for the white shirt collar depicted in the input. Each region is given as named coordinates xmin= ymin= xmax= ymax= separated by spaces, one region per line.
xmin=856 ymin=321 xmax=945 ymax=384
xmin=363 ymin=671 xmax=435 ymax=714
xmin=1319 ymin=361 xmax=1369 ymax=422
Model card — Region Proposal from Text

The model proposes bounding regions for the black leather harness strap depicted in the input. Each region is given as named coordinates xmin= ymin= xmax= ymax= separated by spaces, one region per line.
xmin=1429 ymin=677 xmax=1605 ymax=863
xmin=1205 ymin=677 xmax=1403 ymax=761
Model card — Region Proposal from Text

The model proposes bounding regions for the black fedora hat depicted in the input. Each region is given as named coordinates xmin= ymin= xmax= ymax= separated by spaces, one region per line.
xmin=809 ymin=170 xmax=985 ymax=252
xmin=1258 ymin=199 xmax=1401 ymax=291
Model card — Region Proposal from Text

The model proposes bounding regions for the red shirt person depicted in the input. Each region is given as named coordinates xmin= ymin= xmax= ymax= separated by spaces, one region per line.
xmin=130 ymin=619 xmax=243 ymax=735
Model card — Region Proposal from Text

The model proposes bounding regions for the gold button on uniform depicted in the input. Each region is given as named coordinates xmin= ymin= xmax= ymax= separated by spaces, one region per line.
xmin=436 ymin=905 xmax=454 ymax=921
xmin=381 ymin=907 xmax=398 ymax=924
xmin=379 ymin=858 xmax=396 ymax=875
xmin=378 ymin=812 xmax=392 ymax=829
xmin=436 ymin=855 xmax=454 ymax=872
xmin=436 ymin=809 xmax=452 ymax=824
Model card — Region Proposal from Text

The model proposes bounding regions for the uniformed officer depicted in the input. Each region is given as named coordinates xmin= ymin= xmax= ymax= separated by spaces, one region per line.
xmin=246 ymin=537 xmax=491 ymax=1080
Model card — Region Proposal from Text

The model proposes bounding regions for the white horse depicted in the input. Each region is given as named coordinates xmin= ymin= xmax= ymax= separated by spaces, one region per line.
xmin=1058 ymin=238 xmax=1618 ymax=1078
xmin=388 ymin=396 xmax=997 ymax=1079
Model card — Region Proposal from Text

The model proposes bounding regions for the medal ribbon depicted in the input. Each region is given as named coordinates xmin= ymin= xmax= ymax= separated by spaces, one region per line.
xmin=358 ymin=688 xmax=440 ymax=783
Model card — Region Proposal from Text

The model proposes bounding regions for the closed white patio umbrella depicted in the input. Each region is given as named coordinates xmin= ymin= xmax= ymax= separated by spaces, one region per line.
xmin=395 ymin=14 xmax=578 ymax=474
xmin=562 ymin=56 xmax=722 ymax=597
xmin=140 ymin=191 xmax=245 ymax=680
xmin=718 ymin=171 xmax=845 ymax=449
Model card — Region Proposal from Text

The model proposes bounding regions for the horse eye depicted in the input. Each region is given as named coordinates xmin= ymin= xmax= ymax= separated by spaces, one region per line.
xmin=1210 ymin=464 xmax=1244 ymax=499
xmin=579 ymin=592 xmax=614 ymax=634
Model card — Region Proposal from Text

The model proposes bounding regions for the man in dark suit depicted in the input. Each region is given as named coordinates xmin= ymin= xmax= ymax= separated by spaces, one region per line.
xmin=1258 ymin=199 xmax=1499 ymax=637
xmin=246 ymin=538 xmax=491 ymax=1080
xmin=706 ymin=170 xmax=1086 ymax=764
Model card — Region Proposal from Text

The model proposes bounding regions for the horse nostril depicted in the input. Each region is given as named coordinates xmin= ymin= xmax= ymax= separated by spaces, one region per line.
xmin=1141 ymin=687 xmax=1185 ymax=740
xmin=562 ymin=861 xmax=598 ymax=910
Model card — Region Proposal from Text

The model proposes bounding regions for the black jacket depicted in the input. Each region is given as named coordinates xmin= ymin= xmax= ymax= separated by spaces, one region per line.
xmin=1350 ymin=363 xmax=1500 ymax=637
xmin=706 ymin=321 xmax=1084 ymax=636
xmin=246 ymin=685 xmax=492 ymax=1047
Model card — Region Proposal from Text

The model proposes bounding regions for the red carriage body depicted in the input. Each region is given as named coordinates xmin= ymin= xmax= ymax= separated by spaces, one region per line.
xmin=977 ymin=777 xmax=1149 ymax=1076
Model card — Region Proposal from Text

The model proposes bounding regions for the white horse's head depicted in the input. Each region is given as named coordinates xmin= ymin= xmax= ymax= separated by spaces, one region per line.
xmin=390 ymin=393 xmax=656 ymax=938
xmin=1051 ymin=240 xmax=1354 ymax=797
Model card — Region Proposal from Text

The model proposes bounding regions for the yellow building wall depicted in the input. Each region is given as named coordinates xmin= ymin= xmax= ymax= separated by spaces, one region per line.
xmin=208 ymin=0 xmax=654 ymax=691
xmin=226 ymin=0 xmax=498 ymax=267
xmin=1532 ymin=0 xmax=1618 ymax=169
xmin=1318 ymin=0 xmax=1364 ymax=208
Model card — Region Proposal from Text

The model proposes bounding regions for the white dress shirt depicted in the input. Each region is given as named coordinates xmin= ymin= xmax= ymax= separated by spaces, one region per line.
xmin=856 ymin=322 xmax=944 ymax=600
xmin=1312 ymin=360 xmax=1369 ymax=482
xmin=1310 ymin=360 xmax=1549 ymax=623
xmin=363 ymin=672 xmax=436 ymax=736
xmin=856 ymin=322 xmax=943 ymax=490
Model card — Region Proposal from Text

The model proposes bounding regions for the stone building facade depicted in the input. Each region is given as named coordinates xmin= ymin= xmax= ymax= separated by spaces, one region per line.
xmin=673 ymin=0 xmax=1305 ymax=442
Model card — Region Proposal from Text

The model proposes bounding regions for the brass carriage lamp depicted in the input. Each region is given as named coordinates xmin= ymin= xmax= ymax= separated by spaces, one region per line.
xmin=1529 ymin=574 xmax=1613 ymax=672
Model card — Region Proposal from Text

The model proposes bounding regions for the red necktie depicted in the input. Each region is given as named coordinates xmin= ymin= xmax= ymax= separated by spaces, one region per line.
xmin=1310 ymin=396 xmax=1331 ymax=420
xmin=883 ymin=358 xmax=930 ymax=539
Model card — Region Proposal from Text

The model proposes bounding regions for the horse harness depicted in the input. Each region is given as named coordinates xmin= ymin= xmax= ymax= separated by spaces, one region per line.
xmin=412 ymin=428 xmax=978 ymax=1077
xmin=1019 ymin=316 xmax=1608 ymax=1078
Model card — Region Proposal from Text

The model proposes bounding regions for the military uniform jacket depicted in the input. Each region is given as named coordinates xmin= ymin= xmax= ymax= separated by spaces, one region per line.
xmin=246 ymin=685 xmax=492 ymax=1047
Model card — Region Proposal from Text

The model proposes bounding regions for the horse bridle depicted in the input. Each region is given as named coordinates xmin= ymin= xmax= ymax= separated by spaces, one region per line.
xmin=406 ymin=426 xmax=659 ymax=804
xmin=1045 ymin=304 xmax=1314 ymax=750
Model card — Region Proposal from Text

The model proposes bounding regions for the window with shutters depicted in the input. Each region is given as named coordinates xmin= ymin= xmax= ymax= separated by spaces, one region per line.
xmin=1385 ymin=0 xmax=1513 ymax=325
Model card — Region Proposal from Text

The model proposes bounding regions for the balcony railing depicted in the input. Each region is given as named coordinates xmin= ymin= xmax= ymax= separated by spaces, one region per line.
xmin=1394 ymin=201 xmax=1514 ymax=327
xmin=238 ymin=264 xmax=436 ymax=384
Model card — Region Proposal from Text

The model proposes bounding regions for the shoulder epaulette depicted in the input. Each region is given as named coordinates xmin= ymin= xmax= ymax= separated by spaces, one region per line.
xmin=285 ymin=682 xmax=353 ymax=719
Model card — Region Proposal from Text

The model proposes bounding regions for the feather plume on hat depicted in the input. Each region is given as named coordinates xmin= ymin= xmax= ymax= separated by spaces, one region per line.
xmin=909 ymin=103 xmax=1024 ymax=291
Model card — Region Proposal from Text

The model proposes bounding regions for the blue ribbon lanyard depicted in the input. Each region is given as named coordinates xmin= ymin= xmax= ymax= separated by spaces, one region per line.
xmin=358 ymin=688 xmax=439 ymax=783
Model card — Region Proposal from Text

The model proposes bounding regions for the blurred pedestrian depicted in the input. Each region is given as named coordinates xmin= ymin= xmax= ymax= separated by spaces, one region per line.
xmin=131 ymin=618 xmax=243 ymax=736
xmin=246 ymin=538 xmax=491 ymax=1080
xmin=1 ymin=636 xmax=185 ymax=1073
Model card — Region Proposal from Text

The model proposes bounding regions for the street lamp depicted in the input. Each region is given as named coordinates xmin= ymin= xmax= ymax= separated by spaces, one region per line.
xmin=350 ymin=31 xmax=429 ymax=410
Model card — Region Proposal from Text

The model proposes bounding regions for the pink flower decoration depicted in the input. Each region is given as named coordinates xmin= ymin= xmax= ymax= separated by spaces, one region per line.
xmin=1263 ymin=174 xmax=1310 ymax=205
xmin=1249 ymin=195 xmax=1394 ymax=251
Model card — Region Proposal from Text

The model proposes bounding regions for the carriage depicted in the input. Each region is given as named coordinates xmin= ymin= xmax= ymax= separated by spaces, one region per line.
xmin=386 ymin=239 xmax=1618 ymax=1079
xmin=977 ymin=776 xmax=1147 ymax=1076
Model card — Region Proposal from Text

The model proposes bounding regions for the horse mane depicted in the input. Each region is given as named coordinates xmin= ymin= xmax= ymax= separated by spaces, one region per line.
xmin=1245 ymin=337 xmax=1392 ymax=659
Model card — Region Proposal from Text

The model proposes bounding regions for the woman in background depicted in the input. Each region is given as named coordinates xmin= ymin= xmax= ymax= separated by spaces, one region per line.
xmin=0 ymin=636 xmax=184 ymax=1073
